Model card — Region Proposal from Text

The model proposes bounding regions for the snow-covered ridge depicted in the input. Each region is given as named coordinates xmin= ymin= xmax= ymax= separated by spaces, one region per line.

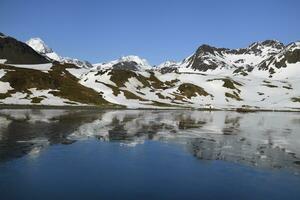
xmin=25 ymin=37 xmax=297 ymax=75
xmin=177 ymin=40 xmax=288 ymax=75
xmin=26 ymin=38 xmax=92 ymax=68
xmin=157 ymin=60 xmax=180 ymax=69
xmin=119 ymin=55 xmax=150 ymax=67
xmin=26 ymin=38 xmax=53 ymax=54
xmin=93 ymin=55 xmax=151 ymax=71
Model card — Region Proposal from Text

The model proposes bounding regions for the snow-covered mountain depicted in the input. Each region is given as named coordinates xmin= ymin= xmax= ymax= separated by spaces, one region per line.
xmin=0 ymin=33 xmax=300 ymax=110
xmin=156 ymin=61 xmax=180 ymax=74
xmin=26 ymin=38 xmax=93 ymax=68
xmin=162 ymin=40 xmax=285 ymax=74
xmin=93 ymin=55 xmax=152 ymax=71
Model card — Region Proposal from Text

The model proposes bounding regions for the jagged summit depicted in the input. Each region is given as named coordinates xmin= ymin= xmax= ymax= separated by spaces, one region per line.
xmin=195 ymin=44 xmax=227 ymax=56
xmin=119 ymin=55 xmax=151 ymax=68
xmin=93 ymin=55 xmax=151 ymax=71
xmin=177 ymin=39 xmax=288 ymax=73
xmin=26 ymin=37 xmax=61 ymax=61
xmin=26 ymin=38 xmax=53 ymax=54
xmin=157 ymin=60 xmax=179 ymax=68
xmin=260 ymin=39 xmax=284 ymax=47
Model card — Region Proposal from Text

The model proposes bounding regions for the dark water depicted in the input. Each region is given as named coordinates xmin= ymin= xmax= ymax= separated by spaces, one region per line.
xmin=0 ymin=109 xmax=300 ymax=200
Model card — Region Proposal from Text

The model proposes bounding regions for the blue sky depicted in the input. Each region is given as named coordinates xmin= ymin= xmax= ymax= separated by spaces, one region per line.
xmin=0 ymin=0 xmax=299 ymax=65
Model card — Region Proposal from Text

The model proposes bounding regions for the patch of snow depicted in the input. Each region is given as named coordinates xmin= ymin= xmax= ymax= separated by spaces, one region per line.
xmin=0 ymin=92 xmax=31 ymax=105
xmin=0 ymin=88 xmax=84 ymax=106
xmin=28 ymin=88 xmax=83 ymax=106
xmin=0 ymin=81 xmax=13 ymax=93
xmin=45 ymin=52 xmax=62 ymax=61
xmin=0 ymin=69 xmax=6 ymax=78
xmin=9 ymin=63 xmax=53 ymax=72
xmin=66 ymin=68 xmax=90 ymax=79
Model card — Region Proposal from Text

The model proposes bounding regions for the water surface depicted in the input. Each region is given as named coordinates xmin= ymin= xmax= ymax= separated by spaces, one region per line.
xmin=0 ymin=109 xmax=300 ymax=200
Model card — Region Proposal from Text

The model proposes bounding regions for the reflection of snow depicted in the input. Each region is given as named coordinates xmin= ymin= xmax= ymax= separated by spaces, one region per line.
xmin=69 ymin=110 xmax=300 ymax=153
xmin=0 ymin=109 xmax=69 ymax=123
xmin=28 ymin=146 xmax=43 ymax=158
xmin=18 ymin=138 xmax=49 ymax=159
xmin=0 ymin=116 xmax=11 ymax=140
xmin=0 ymin=109 xmax=300 ymax=171
xmin=68 ymin=110 xmax=300 ymax=171
xmin=120 ymin=139 xmax=145 ymax=147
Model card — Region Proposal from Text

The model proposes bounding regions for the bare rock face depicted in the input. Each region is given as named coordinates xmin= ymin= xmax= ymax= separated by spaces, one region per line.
xmin=112 ymin=61 xmax=140 ymax=71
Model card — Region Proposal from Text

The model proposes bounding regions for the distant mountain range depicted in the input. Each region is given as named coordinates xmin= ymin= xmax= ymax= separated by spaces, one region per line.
xmin=26 ymin=38 xmax=93 ymax=68
xmin=0 ymin=32 xmax=300 ymax=110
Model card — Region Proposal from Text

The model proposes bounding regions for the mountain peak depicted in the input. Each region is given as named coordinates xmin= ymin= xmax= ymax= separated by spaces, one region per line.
xmin=261 ymin=39 xmax=282 ymax=46
xmin=248 ymin=39 xmax=284 ymax=50
xmin=26 ymin=38 xmax=53 ymax=54
xmin=114 ymin=55 xmax=150 ymax=68
xmin=26 ymin=37 xmax=93 ymax=68
xmin=119 ymin=55 xmax=150 ymax=66
xmin=196 ymin=44 xmax=217 ymax=54
xmin=195 ymin=44 xmax=228 ymax=57
xmin=157 ymin=60 xmax=179 ymax=68
xmin=93 ymin=55 xmax=151 ymax=71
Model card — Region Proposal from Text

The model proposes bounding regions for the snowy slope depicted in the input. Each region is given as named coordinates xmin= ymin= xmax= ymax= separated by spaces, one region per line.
xmin=77 ymin=40 xmax=300 ymax=110
xmin=77 ymin=65 xmax=300 ymax=110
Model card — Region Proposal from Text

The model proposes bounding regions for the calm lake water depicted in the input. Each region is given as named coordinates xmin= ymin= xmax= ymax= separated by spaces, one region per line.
xmin=0 ymin=109 xmax=300 ymax=200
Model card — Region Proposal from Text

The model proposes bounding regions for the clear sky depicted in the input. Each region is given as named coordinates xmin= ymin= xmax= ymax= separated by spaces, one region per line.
xmin=0 ymin=0 xmax=299 ymax=65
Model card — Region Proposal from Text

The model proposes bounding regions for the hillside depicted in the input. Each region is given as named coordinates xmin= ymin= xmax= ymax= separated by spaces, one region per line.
xmin=0 ymin=33 xmax=299 ymax=110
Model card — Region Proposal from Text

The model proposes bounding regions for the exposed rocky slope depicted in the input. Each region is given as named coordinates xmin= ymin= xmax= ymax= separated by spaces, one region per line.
xmin=0 ymin=33 xmax=299 ymax=110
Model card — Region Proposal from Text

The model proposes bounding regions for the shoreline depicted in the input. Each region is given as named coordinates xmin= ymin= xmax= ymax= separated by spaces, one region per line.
xmin=0 ymin=104 xmax=300 ymax=113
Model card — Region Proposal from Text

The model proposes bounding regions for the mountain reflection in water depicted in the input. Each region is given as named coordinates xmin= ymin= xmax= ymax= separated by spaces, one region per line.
xmin=0 ymin=109 xmax=300 ymax=172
